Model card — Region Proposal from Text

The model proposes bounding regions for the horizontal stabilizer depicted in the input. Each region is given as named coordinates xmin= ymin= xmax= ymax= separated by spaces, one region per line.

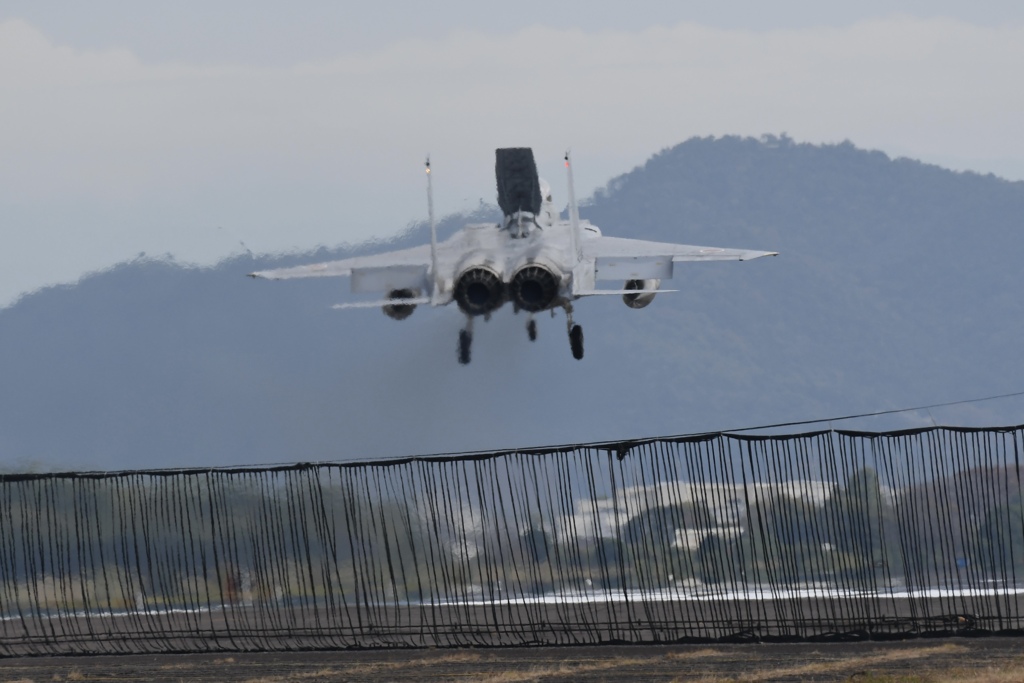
xmin=332 ymin=297 xmax=431 ymax=310
xmin=585 ymin=236 xmax=778 ymax=274
xmin=351 ymin=264 xmax=429 ymax=294
xmin=574 ymin=289 xmax=679 ymax=296
xmin=595 ymin=255 xmax=674 ymax=280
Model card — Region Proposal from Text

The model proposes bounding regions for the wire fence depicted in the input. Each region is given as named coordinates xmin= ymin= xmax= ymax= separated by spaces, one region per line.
xmin=1 ymin=425 xmax=1023 ymax=655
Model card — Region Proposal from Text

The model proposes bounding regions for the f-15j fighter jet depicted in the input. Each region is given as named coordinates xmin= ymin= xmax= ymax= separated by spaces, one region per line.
xmin=250 ymin=148 xmax=777 ymax=364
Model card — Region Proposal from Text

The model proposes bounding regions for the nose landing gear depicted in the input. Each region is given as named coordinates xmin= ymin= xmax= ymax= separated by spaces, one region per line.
xmin=527 ymin=317 xmax=537 ymax=342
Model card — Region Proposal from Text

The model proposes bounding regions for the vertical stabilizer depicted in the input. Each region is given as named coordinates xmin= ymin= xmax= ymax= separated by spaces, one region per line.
xmin=565 ymin=150 xmax=583 ymax=264
xmin=426 ymin=157 xmax=439 ymax=300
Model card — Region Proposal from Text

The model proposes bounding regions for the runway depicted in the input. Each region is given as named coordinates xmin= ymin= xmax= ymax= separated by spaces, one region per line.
xmin=2 ymin=590 xmax=1022 ymax=656
xmin=1 ymin=638 xmax=1023 ymax=682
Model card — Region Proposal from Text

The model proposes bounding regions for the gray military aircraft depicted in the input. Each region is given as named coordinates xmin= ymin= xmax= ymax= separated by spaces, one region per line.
xmin=250 ymin=148 xmax=777 ymax=364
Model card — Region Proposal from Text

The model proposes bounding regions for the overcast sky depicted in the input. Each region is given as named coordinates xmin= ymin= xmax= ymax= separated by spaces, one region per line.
xmin=2 ymin=2 xmax=1023 ymax=307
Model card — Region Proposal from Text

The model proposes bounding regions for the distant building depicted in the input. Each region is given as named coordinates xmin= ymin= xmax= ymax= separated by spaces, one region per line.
xmin=556 ymin=479 xmax=843 ymax=541
xmin=673 ymin=526 xmax=744 ymax=551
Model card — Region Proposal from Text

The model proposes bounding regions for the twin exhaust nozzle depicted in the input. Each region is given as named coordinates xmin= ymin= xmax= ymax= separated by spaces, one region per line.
xmin=453 ymin=265 xmax=559 ymax=317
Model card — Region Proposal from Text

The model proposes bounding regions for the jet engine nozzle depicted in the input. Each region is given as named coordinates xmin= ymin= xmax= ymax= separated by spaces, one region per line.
xmin=511 ymin=264 xmax=559 ymax=313
xmin=622 ymin=279 xmax=659 ymax=309
xmin=382 ymin=289 xmax=420 ymax=320
xmin=454 ymin=267 xmax=505 ymax=316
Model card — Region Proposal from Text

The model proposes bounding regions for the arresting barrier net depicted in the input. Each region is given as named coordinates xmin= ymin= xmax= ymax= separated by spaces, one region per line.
xmin=1 ymin=426 xmax=1023 ymax=655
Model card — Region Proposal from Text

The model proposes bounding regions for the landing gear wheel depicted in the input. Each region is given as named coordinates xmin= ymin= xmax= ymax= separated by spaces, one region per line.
xmin=527 ymin=319 xmax=537 ymax=342
xmin=569 ymin=324 xmax=584 ymax=360
xmin=458 ymin=329 xmax=472 ymax=365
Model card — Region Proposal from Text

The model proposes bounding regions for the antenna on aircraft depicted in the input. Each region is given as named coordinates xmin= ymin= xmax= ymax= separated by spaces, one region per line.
xmin=426 ymin=156 xmax=439 ymax=298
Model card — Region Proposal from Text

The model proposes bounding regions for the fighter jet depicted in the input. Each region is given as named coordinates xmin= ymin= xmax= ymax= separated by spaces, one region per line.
xmin=249 ymin=148 xmax=777 ymax=364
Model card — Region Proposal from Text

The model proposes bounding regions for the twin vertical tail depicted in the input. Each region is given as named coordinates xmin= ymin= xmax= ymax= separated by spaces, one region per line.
xmin=565 ymin=150 xmax=584 ymax=293
xmin=426 ymin=157 xmax=439 ymax=301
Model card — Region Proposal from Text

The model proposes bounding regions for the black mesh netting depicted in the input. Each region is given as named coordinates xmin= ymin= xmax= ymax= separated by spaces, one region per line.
xmin=2 ymin=426 xmax=1024 ymax=655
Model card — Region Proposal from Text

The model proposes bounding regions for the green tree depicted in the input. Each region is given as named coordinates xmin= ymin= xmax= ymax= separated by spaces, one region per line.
xmin=974 ymin=499 xmax=1024 ymax=582
xmin=822 ymin=468 xmax=902 ymax=585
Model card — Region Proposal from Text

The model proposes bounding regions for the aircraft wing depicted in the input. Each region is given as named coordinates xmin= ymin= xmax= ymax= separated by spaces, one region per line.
xmin=248 ymin=244 xmax=434 ymax=280
xmin=584 ymin=236 xmax=776 ymax=281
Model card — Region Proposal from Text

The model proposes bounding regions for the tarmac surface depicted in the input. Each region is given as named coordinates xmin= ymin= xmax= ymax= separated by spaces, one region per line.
xmin=1 ymin=637 xmax=1023 ymax=682
xmin=3 ymin=593 xmax=1017 ymax=655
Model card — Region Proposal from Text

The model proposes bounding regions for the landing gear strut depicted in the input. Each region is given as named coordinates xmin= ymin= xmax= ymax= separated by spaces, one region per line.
xmin=564 ymin=304 xmax=584 ymax=360
xmin=458 ymin=317 xmax=474 ymax=365
xmin=527 ymin=317 xmax=537 ymax=342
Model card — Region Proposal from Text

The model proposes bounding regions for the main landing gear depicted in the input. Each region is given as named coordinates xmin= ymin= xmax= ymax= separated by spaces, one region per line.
xmin=458 ymin=307 xmax=583 ymax=365
xmin=570 ymin=324 xmax=584 ymax=360
xmin=458 ymin=317 xmax=474 ymax=365
xmin=525 ymin=307 xmax=582 ymax=359
xmin=564 ymin=304 xmax=584 ymax=361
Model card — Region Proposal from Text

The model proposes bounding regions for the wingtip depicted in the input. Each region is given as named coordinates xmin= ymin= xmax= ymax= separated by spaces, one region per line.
xmin=739 ymin=251 xmax=779 ymax=261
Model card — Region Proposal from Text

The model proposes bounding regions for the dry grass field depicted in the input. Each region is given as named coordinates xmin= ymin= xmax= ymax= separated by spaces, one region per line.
xmin=1 ymin=639 xmax=1023 ymax=682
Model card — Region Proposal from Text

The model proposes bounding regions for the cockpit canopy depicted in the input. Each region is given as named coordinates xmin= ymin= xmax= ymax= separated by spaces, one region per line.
xmin=495 ymin=148 xmax=542 ymax=219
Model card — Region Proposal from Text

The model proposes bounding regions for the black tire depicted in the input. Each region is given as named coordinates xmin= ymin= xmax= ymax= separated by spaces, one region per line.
xmin=458 ymin=330 xmax=472 ymax=365
xmin=527 ymin=319 xmax=537 ymax=342
xmin=569 ymin=324 xmax=584 ymax=360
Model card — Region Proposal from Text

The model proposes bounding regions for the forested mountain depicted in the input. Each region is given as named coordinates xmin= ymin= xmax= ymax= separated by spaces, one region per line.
xmin=2 ymin=135 xmax=1023 ymax=471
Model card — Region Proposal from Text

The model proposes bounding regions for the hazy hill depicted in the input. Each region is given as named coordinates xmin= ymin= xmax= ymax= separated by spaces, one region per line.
xmin=2 ymin=135 xmax=1024 ymax=471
